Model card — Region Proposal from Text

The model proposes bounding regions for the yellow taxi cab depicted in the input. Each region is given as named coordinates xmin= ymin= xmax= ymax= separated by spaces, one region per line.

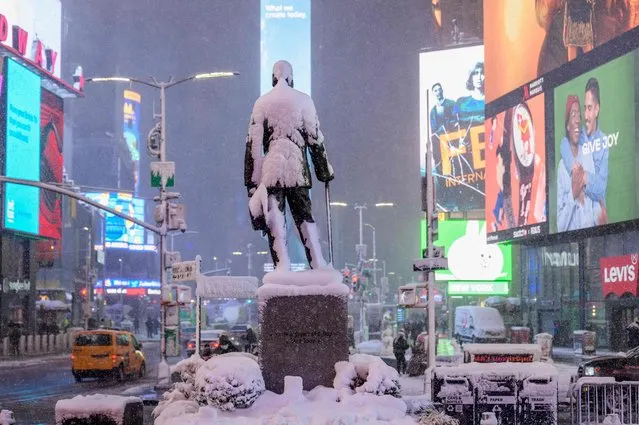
xmin=71 ymin=329 xmax=145 ymax=382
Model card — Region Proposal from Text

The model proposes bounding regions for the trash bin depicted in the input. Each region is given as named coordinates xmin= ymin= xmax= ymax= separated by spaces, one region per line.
xmin=433 ymin=372 xmax=474 ymax=425
xmin=534 ymin=333 xmax=553 ymax=361
xmin=517 ymin=374 xmax=558 ymax=425
xmin=573 ymin=330 xmax=596 ymax=355
xmin=511 ymin=327 xmax=531 ymax=344
xmin=475 ymin=373 xmax=517 ymax=425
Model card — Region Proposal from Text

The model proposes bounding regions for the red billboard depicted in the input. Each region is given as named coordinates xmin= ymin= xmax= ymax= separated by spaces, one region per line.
xmin=600 ymin=254 xmax=639 ymax=297
xmin=39 ymin=89 xmax=64 ymax=239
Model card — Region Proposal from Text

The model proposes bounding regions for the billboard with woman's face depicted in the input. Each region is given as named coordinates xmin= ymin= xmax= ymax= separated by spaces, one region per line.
xmin=549 ymin=51 xmax=637 ymax=234
xmin=485 ymin=93 xmax=548 ymax=243
xmin=419 ymin=45 xmax=485 ymax=212
xmin=484 ymin=0 xmax=639 ymax=103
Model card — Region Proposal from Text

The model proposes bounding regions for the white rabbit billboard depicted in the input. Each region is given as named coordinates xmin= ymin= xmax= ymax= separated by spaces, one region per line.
xmin=419 ymin=44 xmax=485 ymax=212
xmin=433 ymin=220 xmax=512 ymax=284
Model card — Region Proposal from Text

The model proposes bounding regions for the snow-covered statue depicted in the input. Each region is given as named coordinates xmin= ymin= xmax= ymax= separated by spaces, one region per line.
xmin=244 ymin=60 xmax=334 ymax=271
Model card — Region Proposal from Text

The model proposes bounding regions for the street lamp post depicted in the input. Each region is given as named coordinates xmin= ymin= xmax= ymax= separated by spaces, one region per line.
xmin=118 ymin=258 xmax=124 ymax=305
xmin=170 ymin=230 xmax=199 ymax=251
xmin=364 ymin=223 xmax=379 ymax=301
xmin=86 ymin=71 xmax=238 ymax=372
xmin=83 ymin=226 xmax=92 ymax=330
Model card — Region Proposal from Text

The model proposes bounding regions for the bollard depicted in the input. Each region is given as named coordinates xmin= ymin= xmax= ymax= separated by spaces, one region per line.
xmin=26 ymin=335 xmax=33 ymax=354
xmin=18 ymin=336 xmax=25 ymax=356
xmin=34 ymin=335 xmax=41 ymax=354
xmin=2 ymin=337 xmax=7 ymax=357
xmin=48 ymin=334 xmax=54 ymax=353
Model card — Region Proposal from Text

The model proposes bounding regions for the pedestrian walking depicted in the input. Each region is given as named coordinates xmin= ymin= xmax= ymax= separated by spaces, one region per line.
xmin=213 ymin=335 xmax=240 ymax=355
xmin=245 ymin=327 xmax=258 ymax=353
xmin=8 ymin=322 xmax=21 ymax=358
xmin=393 ymin=331 xmax=410 ymax=375
xmin=145 ymin=317 xmax=153 ymax=338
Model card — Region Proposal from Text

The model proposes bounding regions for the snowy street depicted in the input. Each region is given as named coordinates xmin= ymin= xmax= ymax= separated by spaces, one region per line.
xmin=0 ymin=341 xmax=161 ymax=424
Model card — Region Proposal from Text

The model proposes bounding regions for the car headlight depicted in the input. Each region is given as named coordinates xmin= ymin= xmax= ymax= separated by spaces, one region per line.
xmin=584 ymin=366 xmax=596 ymax=376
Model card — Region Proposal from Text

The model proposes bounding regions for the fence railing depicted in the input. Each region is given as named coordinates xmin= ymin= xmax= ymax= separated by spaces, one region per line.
xmin=571 ymin=377 xmax=639 ymax=424
xmin=1 ymin=330 xmax=80 ymax=358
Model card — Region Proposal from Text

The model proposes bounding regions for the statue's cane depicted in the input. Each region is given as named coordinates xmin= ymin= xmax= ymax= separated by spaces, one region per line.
xmin=324 ymin=181 xmax=334 ymax=266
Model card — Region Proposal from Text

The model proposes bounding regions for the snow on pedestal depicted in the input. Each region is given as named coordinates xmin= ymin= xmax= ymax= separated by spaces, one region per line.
xmin=258 ymin=268 xmax=350 ymax=393
xmin=55 ymin=394 xmax=143 ymax=425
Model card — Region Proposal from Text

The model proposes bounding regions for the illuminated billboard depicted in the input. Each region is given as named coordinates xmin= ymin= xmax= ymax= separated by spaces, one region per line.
xmin=549 ymin=49 xmax=638 ymax=234
xmin=433 ymin=220 xmax=512 ymax=282
xmin=485 ymin=91 xmax=548 ymax=243
xmin=0 ymin=0 xmax=63 ymax=78
xmin=84 ymin=192 xmax=145 ymax=249
xmin=123 ymin=89 xmax=141 ymax=194
xmin=3 ymin=58 xmax=41 ymax=235
xmin=484 ymin=0 xmax=639 ymax=103
xmin=260 ymin=0 xmax=311 ymax=96
xmin=39 ymin=89 xmax=63 ymax=239
xmin=419 ymin=45 xmax=485 ymax=211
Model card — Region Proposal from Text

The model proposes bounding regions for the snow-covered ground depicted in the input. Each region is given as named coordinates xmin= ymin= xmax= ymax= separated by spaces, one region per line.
xmin=0 ymin=353 xmax=69 ymax=369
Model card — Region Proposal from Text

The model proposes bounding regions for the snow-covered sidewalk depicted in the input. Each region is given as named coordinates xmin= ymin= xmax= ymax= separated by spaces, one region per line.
xmin=0 ymin=353 xmax=69 ymax=369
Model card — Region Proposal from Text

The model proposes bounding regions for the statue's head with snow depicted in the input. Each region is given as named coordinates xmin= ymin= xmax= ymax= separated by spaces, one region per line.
xmin=272 ymin=60 xmax=294 ymax=88
xmin=244 ymin=60 xmax=334 ymax=272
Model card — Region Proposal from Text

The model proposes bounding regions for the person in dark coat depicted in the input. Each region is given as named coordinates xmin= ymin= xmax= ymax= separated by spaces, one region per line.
xmin=145 ymin=317 xmax=153 ymax=338
xmin=245 ymin=327 xmax=258 ymax=353
xmin=133 ymin=317 xmax=140 ymax=334
xmin=8 ymin=322 xmax=22 ymax=358
xmin=213 ymin=334 xmax=240 ymax=355
xmin=201 ymin=343 xmax=213 ymax=360
xmin=393 ymin=331 xmax=410 ymax=375
xmin=627 ymin=318 xmax=639 ymax=350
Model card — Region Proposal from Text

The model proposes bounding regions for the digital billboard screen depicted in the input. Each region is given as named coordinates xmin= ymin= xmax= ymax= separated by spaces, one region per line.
xmin=123 ymin=89 xmax=141 ymax=194
xmin=84 ymin=192 xmax=145 ymax=248
xmin=260 ymin=0 xmax=311 ymax=96
xmin=433 ymin=220 xmax=512 ymax=282
xmin=419 ymin=45 xmax=485 ymax=212
xmin=3 ymin=58 xmax=41 ymax=235
xmin=485 ymin=92 xmax=548 ymax=243
xmin=484 ymin=0 xmax=639 ymax=103
xmin=39 ymin=89 xmax=64 ymax=239
xmin=549 ymin=50 xmax=638 ymax=234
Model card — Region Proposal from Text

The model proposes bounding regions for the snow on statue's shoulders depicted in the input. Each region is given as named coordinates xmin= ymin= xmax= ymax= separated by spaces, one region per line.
xmin=258 ymin=267 xmax=349 ymax=299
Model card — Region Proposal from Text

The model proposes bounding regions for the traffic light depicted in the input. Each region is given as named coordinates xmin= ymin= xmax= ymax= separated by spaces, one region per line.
xmin=352 ymin=274 xmax=359 ymax=291
xmin=80 ymin=287 xmax=88 ymax=298
xmin=167 ymin=203 xmax=187 ymax=231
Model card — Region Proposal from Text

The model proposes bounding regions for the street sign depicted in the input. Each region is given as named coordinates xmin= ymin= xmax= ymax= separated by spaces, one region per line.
xmin=164 ymin=251 xmax=182 ymax=268
xmin=413 ymin=257 xmax=448 ymax=272
xmin=151 ymin=161 xmax=175 ymax=188
xmin=171 ymin=260 xmax=199 ymax=282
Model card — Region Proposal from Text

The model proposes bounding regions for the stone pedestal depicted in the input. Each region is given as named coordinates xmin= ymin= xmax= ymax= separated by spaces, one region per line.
xmin=258 ymin=270 xmax=349 ymax=393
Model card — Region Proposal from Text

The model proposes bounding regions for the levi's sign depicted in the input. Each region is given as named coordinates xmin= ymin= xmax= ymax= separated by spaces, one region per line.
xmin=600 ymin=254 xmax=639 ymax=297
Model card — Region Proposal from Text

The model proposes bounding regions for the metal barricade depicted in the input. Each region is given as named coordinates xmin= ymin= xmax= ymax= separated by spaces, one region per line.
xmin=571 ymin=378 xmax=639 ymax=424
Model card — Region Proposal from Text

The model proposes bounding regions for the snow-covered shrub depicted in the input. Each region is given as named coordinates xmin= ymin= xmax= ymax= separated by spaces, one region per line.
xmin=193 ymin=353 xmax=265 ymax=411
xmin=172 ymin=354 xmax=205 ymax=384
xmin=153 ymin=400 xmax=199 ymax=425
xmin=153 ymin=385 xmax=192 ymax=419
xmin=0 ymin=410 xmax=14 ymax=425
xmin=334 ymin=354 xmax=401 ymax=398
xmin=418 ymin=409 xmax=460 ymax=425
